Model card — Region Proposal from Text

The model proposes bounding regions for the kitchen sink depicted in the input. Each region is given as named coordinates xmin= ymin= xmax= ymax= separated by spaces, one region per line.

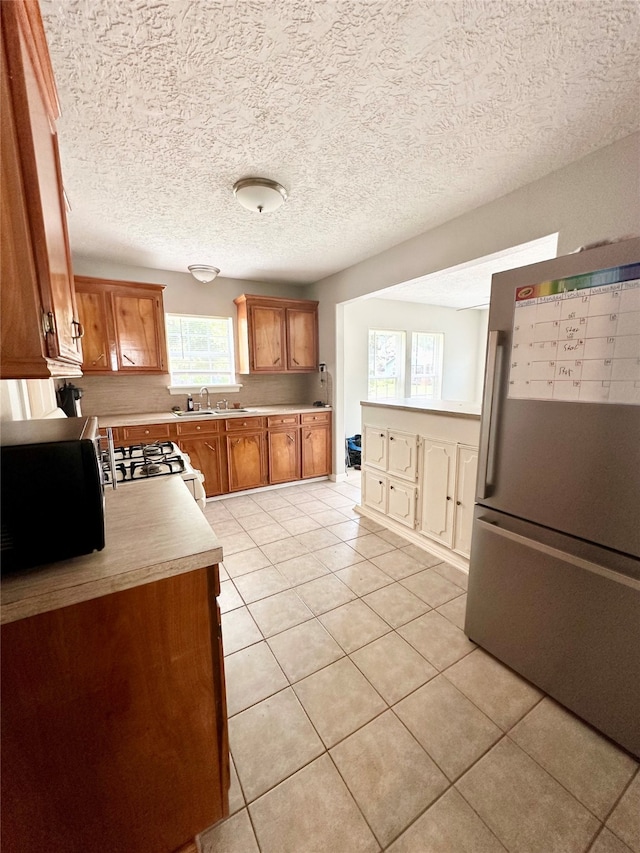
xmin=173 ymin=408 xmax=253 ymax=417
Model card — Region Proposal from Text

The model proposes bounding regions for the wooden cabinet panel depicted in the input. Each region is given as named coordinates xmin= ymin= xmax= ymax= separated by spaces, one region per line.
xmin=286 ymin=307 xmax=318 ymax=371
xmin=267 ymin=414 xmax=300 ymax=428
xmin=75 ymin=277 xmax=167 ymax=375
xmin=250 ymin=305 xmax=285 ymax=371
xmin=235 ymin=295 xmax=318 ymax=375
xmin=301 ymin=425 xmax=331 ymax=478
xmin=1 ymin=1 xmax=82 ymax=378
xmin=113 ymin=291 xmax=165 ymax=371
xmin=178 ymin=437 xmax=224 ymax=498
xmin=120 ymin=423 xmax=171 ymax=444
xmin=176 ymin=420 xmax=220 ymax=437
xmin=301 ymin=411 xmax=331 ymax=425
xmin=225 ymin=416 xmax=266 ymax=432
xmin=269 ymin=429 xmax=301 ymax=484
xmin=75 ymin=288 xmax=113 ymax=371
xmin=1 ymin=566 xmax=228 ymax=853
xmin=227 ymin=433 xmax=266 ymax=491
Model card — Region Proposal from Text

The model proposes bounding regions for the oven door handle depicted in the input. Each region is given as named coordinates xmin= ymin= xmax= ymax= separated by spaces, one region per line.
xmin=106 ymin=427 xmax=117 ymax=490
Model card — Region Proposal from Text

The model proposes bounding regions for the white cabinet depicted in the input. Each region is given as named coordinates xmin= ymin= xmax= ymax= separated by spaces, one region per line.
xmin=420 ymin=438 xmax=456 ymax=547
xmin=452 ymin=445 xmax=478 ymax=557
xmin=363 ymin=428 xmax=418 ymax=481
xmin=419 ymin=439 xmax=478 ymax=557
xmin=363 ymin=470 xmax=416 ymax=529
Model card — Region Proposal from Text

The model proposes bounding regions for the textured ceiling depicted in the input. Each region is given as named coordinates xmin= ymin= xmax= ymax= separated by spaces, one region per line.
xmin=40 ymin=0 xmax=640 ymax=286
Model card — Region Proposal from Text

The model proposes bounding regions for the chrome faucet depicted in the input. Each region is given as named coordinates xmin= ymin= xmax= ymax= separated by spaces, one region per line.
xmin=216 ymin=399 xmax=229 ymax=411
xmin=200 ymin=387 xmax=211 ymax=410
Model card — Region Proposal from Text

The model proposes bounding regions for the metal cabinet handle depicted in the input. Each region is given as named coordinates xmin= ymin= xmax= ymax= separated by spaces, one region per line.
xmin=196 ymin=425 xmax=201 ymax=431
xmin=71 ymin=320 xmax=84 ymax=340
xmin=390 ymin=485 xmax=395 ymax=490
xmin=379 ymin=433 xmax=384 ymax=437
xmin=293 ymin=357 xmax=299 ymax=365
xmin=273 ymin=356 xmax=281 ymax=365
xmin=205 ymin=443 xmax=215 ymax=451
xmin=456 ymin=500 xmax=462 ymax=506
xmin=91 ymin=352 xmax=105 ymax=366
xmin=122 ymin=353 xmax=136 ymax=364
xmin=446 ymin=496 xmax=451 ymax=501
xmin=389 ymin=436 xmax=394 ymax=441
xmin=287 ymin=434 xmax=294 ymax=442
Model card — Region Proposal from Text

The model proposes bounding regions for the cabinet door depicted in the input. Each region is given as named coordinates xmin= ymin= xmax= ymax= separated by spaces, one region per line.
xmin=250 ymin=305 xmax=285 ymax=372
xmin=301 ymin=425 xmax=331 ymax=478
xmin=420 ymin=438 xmax=456 ymax=547
xmin=453 ymin=445 xmax=479 ymax=557
xmin=112 ymin=291 xmax=166 ymax=371
xmin=1 ymin=4 xmax=81 ymax=378
xmin=268 ymin=430 xmax=301 ymax=484
xmin=387 ymin=431 xmax=418 ymax=481
xmin=178 ymin=437 xmax=224 ymax=498
xmin=227 ymin=433 xmax=266 ymax=491
xmin=76 ymin=288 xmax=114 ymax=372
xmin=363 ymin=470 xmax=387 ymax=513
xmin=388 ymin=478 xmax=417 ymax=528
xmin=363 ymin=427 xmax=387 ymax=471
xmin=286 ymin=307 xmax=318 ymax=371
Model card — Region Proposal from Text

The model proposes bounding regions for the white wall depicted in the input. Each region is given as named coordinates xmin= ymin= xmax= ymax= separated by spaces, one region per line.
xmin=311 ymin=133 xmax=640 ymax=475
xmin=342 ymin=299 xmax=486 ymax=436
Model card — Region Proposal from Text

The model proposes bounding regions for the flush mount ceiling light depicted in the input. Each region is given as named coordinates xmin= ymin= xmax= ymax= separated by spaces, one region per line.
xmin=188 ymin=264 xmax=220 ymax=283
xmin=233 ymin=177 xmax=288 ymax=213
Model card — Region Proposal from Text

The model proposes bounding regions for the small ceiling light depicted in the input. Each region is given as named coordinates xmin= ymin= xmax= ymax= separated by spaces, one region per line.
xmin=233 ymin=177 xmax=288 ymax=213
xmin=188 ymin=264 xmax=220 ymax=283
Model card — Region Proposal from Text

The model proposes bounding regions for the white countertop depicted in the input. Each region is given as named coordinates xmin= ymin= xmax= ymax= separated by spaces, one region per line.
xmin=361 ymin=399 xmax=481 ymax=418
xmin=1 ymin=477 xmax=223 ymax=625
xmin=99 ymin=404 xmax=332 ymax=428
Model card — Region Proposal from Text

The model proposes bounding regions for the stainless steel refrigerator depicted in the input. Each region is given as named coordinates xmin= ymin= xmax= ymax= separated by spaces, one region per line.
xmin=465 ymin=237 xmax=640 ymax=758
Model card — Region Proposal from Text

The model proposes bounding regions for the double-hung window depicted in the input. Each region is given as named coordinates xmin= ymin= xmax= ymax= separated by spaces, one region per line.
xmin=166 ymin=314 xmax=236 ymax=388
xmin=410 ymin=332 xmax=444 ymax=398
xmin=368 ymin=330 xmax=406 ymax=399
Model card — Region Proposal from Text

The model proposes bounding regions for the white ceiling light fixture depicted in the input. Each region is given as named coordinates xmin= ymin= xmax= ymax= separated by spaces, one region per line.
xmin=188 ymin=264 xmax=220 ymax=283
xmin=233 ymin=178 xmax=288 ymax=213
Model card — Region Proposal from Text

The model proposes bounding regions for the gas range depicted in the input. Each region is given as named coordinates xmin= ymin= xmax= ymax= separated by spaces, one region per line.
xmin=101 ymin=439 xmax=206 ymax=509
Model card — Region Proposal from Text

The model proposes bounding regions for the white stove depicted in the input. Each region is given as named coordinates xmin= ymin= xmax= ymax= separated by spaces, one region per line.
xmin=102 ymin=438 xmax=206 ymax=510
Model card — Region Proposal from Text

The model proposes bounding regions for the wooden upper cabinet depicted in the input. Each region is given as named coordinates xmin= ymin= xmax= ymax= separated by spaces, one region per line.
xmin=75 ymin=277 xmax=168 ymax=374
xmin=287 ymin=306 xmax=318 ymax=371
xmin=250 ymin=304 xmax=286 ymax=371
xmin=235 ymin=295 xmax=319 ymax=374
xmin=1 ymin=0 xmax=82 ymax=378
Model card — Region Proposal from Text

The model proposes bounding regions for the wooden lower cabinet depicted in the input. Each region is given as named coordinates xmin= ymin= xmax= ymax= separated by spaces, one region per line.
xmin=1 ymin=566 xmax=228 ymax=853
xmin=178 ymin=436 xmax=224 ymax=497
xmin=268 ymin=429 xmax=301 ymax=483
xmin=301 ymin=422 xmax=331 ymax=478
xmin=227 ymin=432 xmax=267 ymax=491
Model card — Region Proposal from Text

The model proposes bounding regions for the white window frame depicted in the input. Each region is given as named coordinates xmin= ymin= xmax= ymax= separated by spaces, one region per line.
xmin=165 ymin=313 xmax=242 ymax=394
xmin=367 ymin=329 xmax=406 ymax=400
xmin=410 ymin=331 xmax=444 ymax=399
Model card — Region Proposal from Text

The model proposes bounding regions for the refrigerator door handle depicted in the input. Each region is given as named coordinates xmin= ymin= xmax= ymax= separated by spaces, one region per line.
xmin=476 ymin=518 xmax=640 ymax=590
xmin=477 ymin=330 xmax=501 ymax=500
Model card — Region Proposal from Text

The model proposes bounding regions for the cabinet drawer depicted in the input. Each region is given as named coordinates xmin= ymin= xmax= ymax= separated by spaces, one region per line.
xmin=267 ymin=414 xmax=300 ymax=428
xmin=176 ymin=419 xmax=220 ymax=437
xmin=301 ymin=411 xmax=331 ymax=425
xmin=120 ymin=423 xmax=171 ymax=443
xmin=225 ymin=417 xmax=265 ymax=432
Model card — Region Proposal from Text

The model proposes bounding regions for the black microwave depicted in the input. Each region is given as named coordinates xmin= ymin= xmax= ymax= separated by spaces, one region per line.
xmin=1 ymin=417 xmax=106 ymax=573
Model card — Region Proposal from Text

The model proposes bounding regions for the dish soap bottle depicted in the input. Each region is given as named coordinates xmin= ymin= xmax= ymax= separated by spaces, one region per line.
xmin=186 ymin=394 xmax=194 ymax=412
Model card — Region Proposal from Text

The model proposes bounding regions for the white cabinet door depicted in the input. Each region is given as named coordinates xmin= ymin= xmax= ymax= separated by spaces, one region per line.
xmin=453 ymin=445 xmax=479 ymax=557
xmin=363 ymin=469 xmax=387 ymax=513
xmin=420 ymin=438 xmax=456 ymax=547
xmin=363 ymin=426 xmax=387 ymax=471
xmin=388 ymin=478 xmax=416 ymax=528
xmin=387 ymin=430 xmax=418 ymax=482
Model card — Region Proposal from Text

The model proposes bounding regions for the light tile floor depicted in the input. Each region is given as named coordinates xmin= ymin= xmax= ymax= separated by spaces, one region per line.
xmin=199 ymin=473 xmax=639 ymax=853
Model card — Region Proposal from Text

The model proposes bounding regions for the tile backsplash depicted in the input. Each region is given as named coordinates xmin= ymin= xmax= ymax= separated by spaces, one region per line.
xmin=76 ymin=373 xmax=326 ymax=417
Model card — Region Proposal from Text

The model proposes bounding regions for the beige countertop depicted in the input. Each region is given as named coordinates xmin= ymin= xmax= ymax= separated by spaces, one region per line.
xmin=361 ymin=399 xmax=481 ymax=419
xmin=99 ymin=404 xmax=332 ymax=428
xmin=1 ymin=477 xmax=223 ymax=625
